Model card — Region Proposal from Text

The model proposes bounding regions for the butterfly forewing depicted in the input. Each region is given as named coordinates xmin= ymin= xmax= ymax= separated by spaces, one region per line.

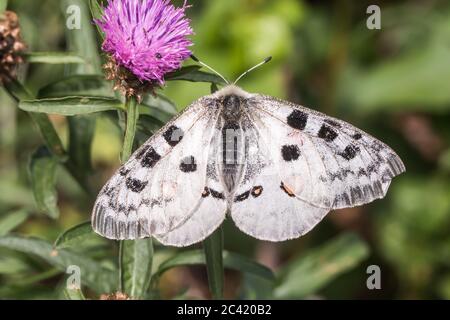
xmin=249 ymin=95 xmax=405 ymax=209
xmin=92 ymin=98 xmax=221 ymax=240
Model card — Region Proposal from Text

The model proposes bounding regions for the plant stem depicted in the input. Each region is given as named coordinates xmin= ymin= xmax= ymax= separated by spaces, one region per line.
xmin=121 ymin=96 xmax=139 ymax=163
xmin=203 ymin=226 xmax=224 ymax=299
xmin=118 ymin=240 xmax=124 ymax=292
xmin=118 ymin=95 xmax=141 ymax=294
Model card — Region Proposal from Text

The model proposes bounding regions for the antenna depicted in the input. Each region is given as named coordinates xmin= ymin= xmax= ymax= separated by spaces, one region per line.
xmin=233 ymin=56 xmax=272 ymax=85
xmin=191 ymin=55 xmax=230 ymax=85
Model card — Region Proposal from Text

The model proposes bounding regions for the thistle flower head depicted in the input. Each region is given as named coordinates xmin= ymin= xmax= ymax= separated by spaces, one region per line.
xmin=96 ymin=0 xmax=193 ymax=93
xmin=0 ymin=11 xmax=26 ymax=84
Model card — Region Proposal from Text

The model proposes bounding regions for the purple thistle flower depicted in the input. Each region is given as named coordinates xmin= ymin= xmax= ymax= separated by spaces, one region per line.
xmin=96 ymin=0 xmax=193 ymax=85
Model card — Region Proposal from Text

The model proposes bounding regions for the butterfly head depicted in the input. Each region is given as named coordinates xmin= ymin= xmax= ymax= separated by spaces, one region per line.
xmin=209 ymin=85 xmax=251 ymax=121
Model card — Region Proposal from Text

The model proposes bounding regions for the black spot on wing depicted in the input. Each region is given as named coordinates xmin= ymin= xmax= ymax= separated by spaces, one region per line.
xmin=135 ymin=145 xmax=150 ymax=159
xmin=339 ymin=144 xmax=360 ymax=160
xmin=324 ymin=119 xmax=341 ymax=128
xmin=126 ymin=178 xmax=148 ymax=193
xmin=281 ymin=144 xmax=301 ymax=161
xmin=163 ymin=125 xmax=184 ymax=147
xmin=235 ymin=190 xmax=250 ymax=202
xmin=201 ymin=187 xmax=225 ymax=200
xmin=202 ymin=187 xmax=210 ymax=198
xmin=367 ymin=163 xmax=377 ymax=174
xmin=350 ymin=186 xmax=364 ymax=203
xmin=371 ymin=141 xmax=384 ymax=152
xmin=179 ymin=156 xmax=197 ymax=173
xmin=141 ymin=147 xmax=161 ymax=168
xmin=318 ymin=124 xmax=338 ymax=142
xmin=352 ymin=133 xmax=362 ymax=140
xmin=287 ymin=110 xmax=308 ymax=130
xmin=119 ymin=167 xmax=130 ymax=176
xmin=357 ymin=168 xmax=368 ymax=177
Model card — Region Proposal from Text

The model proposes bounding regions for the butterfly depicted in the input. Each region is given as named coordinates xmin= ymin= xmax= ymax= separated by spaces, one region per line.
xmin=92 ymin=60 xmax=405 ymax=247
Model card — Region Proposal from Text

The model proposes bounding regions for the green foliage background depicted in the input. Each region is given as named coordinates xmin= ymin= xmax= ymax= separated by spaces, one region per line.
xmin=0 ymin=0 xmax=449 ymax=299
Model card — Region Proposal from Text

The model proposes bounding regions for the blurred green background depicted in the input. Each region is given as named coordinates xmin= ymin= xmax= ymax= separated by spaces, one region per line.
xmin=0 ymin=0 xmax=449 ymax=299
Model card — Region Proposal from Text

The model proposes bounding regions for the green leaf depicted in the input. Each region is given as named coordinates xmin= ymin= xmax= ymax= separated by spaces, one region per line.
xmin=2 ymin=74 xmax=90 ymax=194
xmin=53 ymin=221 xmax=95 ymax=249
xmin=241 ymin=273 xmax=274 ymax=300
xmin=346 ymin=34 xmax=450 ymax=113
xmin=38 ymin=75 xmax=111 ymax=98
xmin=67 ymin=116 xmax=95 ymax=184
xmin=29 ymin=113 xmax=68 ymax=160
xmin=0 ymin=0 xmax=7 ymax=13
xmin=143 ymin=93 xmax=177 ymax=114
xmin=135 ymin=115 xmax=164 ymax=145
xmin=14 ymin=268 xmax=61 ymax=286
xmin=154 ymin=249 xmax=274 ymax=282
xmin=3 ymin=79 xmax=67 ymax=161
xmin=139 ymin=104 xmax=174 ymax=123
xmin=274 ymin=233 xmax=370 ymax=299
xmin=203 ymin=227 xmax=224 ymax=299
xmin=19 ymin=96 xmax=124 ymax=116
xmin=211 ymin=83 xmax=219 ymax=93
xmin=166 ymin=66 xmax=227 ymax=84
xmin=29 ymin=146 xmax=59 ymax=219
xmin=24 ymin=52 xmax=85 ymax=64
xmin=0 ymin=181 xmax=34 ymax=208
xmin=89 ymin=0 xmax=105 ymax=40
xmin=120 ymin=239 xmax=153 ymax=299
xmin=64 ymin=287 xmax=86 ymax=300
xmin=0 ymin=209 xmax=29 ymax=236
xmin=0 ymin=256 xmax=31 ymax=275
xmin=223 ymin=251 xmax=275 ymax=282
xmin=0 ymin=235 xmax=116 ymax=293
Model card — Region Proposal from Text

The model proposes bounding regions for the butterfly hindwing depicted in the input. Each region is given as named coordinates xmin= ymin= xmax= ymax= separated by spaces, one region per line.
xmin=230 ymin=114 xmax=329 ymax=241
xmin=155 ymin=125 xmax=228 ymax=246
xmin=92 ymin=98 xmax=220 ymax=240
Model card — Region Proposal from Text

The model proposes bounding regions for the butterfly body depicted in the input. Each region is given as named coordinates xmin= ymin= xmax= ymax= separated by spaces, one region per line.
xmin=92 ymin=85 xmax=405 ymax=246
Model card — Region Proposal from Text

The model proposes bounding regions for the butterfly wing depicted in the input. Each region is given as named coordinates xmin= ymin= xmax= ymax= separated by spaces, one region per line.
xmin=251 ymin=95 xmax=405 ymax=208
xmin=230 ymin=114 xmax=329 ymax=241
xmin=230 ymin=95 xmax=405 ymax=241
xmin=92 ymin=97 xmax=223 ymax=240
xmin=155 ymin=120 xmax=228 ymax=247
